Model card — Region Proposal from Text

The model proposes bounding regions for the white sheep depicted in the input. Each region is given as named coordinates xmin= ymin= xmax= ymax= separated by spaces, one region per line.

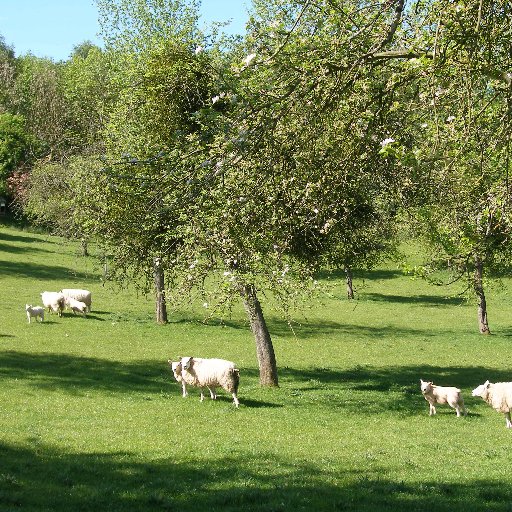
xmin=40 ymin=291 xmax=65 ymax=317
xmin=26 ymin=304 xmax=44 ymax=323
xmin=180 ymin=356 xmax=240 ymax=407
xmin=420 ymin=379 xmax=466 ymax=417
xmin=65 ymin=297 xmax=87 ymax=317
xmin=472 ymin=380 xmax=512 ymax=428
xmin=168 ymin=360 xmax=193 ymax=398
xmin=60 ymin=289 xmax=92 ymax=312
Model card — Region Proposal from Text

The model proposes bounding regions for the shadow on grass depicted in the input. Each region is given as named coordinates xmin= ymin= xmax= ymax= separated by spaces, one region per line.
xmin=0 ymin=241 xmax=56 ymax=255
xmin=0 ymin=440 xmax=510 ymax=512
xmin=0 ymin=260 xmax=92 ymax=281
xmin=0 ymin=351 xmax=168 ymax=395
xmin=0 ymin=230 xmax=50 ymax=244
xmin=364 ymin=292 xmax=466 ymax=306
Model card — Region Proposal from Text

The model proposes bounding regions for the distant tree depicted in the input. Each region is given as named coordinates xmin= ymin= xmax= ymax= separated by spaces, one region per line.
xmin=0 ymin=113 xmax=34 ymax=197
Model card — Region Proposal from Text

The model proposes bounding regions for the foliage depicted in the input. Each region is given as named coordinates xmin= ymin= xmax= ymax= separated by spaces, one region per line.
xmin=23 ymin=155 xmax=102 ymax=242
xmin=0 ymin=113 xmax=34 ymax=196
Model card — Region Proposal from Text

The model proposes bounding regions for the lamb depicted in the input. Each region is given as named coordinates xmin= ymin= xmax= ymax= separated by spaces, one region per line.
xmin=180 ymin=356 xmax=240 ymax=407
xmin=40 ymin=291 xmax=65 ymax=317
xmin=420 ymin=379 xmax=466 ymax=417
xmin=472 ymin=380 xmax=512 ymax=428
xmin=65 ymin=297 xmax=87 ymax=317
xmin=26 ymin=304 xmax=44 ymax=323
xmin=60 ymin=289 xmax=92 ymax=312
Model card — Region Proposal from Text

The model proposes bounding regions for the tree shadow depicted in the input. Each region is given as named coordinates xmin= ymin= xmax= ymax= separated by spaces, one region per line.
xmin=0 ymin=351 xmax=168 ymax=395
xmin=0 ymin=441 xmax=510 ymax=511
xmin=0 ymin=260 xmax=92 ymax=281
xmin=316 ymin=269 xmax=404 ymax=281
xmin=0 ymin=230 xmax=51 ymax=244
xmin=364 ymin=292 xmax=466 ymax=306
xmin=0 ymin=241 xmax=56 ymax=255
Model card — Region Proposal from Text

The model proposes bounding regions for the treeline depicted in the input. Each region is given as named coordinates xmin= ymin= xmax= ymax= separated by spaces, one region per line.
xmin=1 ymin=0 xmax=512 ymax=384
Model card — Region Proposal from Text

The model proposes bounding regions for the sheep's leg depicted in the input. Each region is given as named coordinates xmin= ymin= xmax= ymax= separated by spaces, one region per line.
xmin=505 ymin=412 xmax=512 ymax=428
xmin=429 ymin=403 xmax=436 ymax=416
xmin=208 ymin=387 xmax=217 ymax=400
xmin=200 ymin=388 xmax=206 ymax=402
xmin=232 ymin=394 xmax=240 ymax=408
xmin=181 ymin=383 xmax=188 ymax=397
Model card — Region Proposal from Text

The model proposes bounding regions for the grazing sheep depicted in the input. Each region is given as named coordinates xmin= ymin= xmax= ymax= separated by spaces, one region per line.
xmin=60 ymin=289 xmax=92 ymax=312
xmin=472 ymin=380 xmax=512 ymax=428
xmin=420 ymin=379 xmax=466 ymax=417
xmin=180 ymin=356 xmax=240 ymax=407
xmin=168 ymin=360 xmax=196 ymax=399
xmin=26 ymin=304 xmax=44 ymax=323
xmin=40 ymin=291 xmax=65 ymax=317
xmin=65 ymin=297 xmax=87 ymax=317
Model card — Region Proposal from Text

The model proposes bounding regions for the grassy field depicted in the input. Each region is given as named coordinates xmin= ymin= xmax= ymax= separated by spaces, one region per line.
xmin=1 ymin=220 xmax=512 ymax=512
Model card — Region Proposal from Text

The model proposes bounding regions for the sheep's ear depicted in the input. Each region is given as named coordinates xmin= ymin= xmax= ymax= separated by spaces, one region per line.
xmin=485 ymin=380 xmax=490 ymax=387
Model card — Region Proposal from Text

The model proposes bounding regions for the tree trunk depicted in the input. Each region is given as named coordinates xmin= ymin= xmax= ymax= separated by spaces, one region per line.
xmin=80 ymin=238 xmax=89 ymax=257
xmin=474 ymin=256 xmax=490 ymax=335
xmin=345 ymin=266 xmax=354 ymax=299
xmin=154 ymin=256 xmax=168 ymax=324
xmin=238 ymin=282 xmax=279 ymax=386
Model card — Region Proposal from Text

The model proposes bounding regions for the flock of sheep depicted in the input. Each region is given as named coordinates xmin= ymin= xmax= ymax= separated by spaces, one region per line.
xmin=420 ymin=378 xmax=512 ymax=428
xmin=24 ymin=288 xmax=512 ymax=426
xmin=25 ymin=288 xmax=92 ymax=323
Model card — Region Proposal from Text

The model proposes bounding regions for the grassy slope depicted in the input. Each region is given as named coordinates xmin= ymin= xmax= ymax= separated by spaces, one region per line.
xmin=1 ymin=221 xmax=512 ymax=511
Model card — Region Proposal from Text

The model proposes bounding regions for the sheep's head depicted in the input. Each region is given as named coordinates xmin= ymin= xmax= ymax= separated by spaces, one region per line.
xmin=168 ymin=360 xmax=182 ymax=381
xmin=181 ymin=356 xmax=193 ymax=371
xmin=420 ymin=379 xmax=433 ymax=394
xmin=25 ymin=304 xmax=31 ymax=310
xmin=472 ymin=380 xmax=490 ymax=397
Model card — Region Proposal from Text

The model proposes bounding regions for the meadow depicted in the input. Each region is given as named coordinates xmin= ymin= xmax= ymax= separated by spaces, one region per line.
xmin=1 ymin=220 xmax=512 ymax=512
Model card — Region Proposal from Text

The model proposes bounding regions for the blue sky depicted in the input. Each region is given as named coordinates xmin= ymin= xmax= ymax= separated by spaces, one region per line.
xmin=0 ymin=0 xmax=249 ymax=61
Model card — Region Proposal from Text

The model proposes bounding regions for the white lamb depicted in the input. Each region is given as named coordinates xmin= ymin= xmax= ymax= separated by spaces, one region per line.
xmin=26 ymin=304 xmax=44 ymax=323
xmin=472 ymin=380 xmax=512 ymax=428
xmin=65 ymin=297 xmax=87 ymax=317
xmin=420 ymin=379 xmax=466 ymax=417
xmin=40 ymin=291 xmax=65 ymax=317
xmin=61 ymin=289 xmax=92 ymax=312
xmin=180 ymin=356 xmax=240 ymax=407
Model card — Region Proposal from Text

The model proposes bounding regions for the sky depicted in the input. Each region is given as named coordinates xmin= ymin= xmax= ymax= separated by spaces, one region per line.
xmin=0 ymin=0 xmax=250 ymax=61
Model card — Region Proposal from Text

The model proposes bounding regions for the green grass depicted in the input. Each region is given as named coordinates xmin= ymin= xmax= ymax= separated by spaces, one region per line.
xmin=1 ymin=220 xmax=512 ymax=511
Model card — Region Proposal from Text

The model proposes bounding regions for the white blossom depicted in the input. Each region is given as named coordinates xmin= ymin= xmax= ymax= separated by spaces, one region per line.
xmin=203 ymin=302 xmax=208 ymax=308
xmin=212 ymin=95 xmax=220 ymax=104
xmin=446 ymin=115 xmax=456 ymax=122
xmin=243 ymin=53 xmax=256 ymax=66
xmin=194 ymin=46 xmax=203 ymax=55
xmin=380 ymin=138 xmax=395 ymax=147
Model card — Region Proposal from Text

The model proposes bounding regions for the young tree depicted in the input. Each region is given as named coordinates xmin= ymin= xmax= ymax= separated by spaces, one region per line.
xmin=400 ymin=0 xmax=512 ymax=334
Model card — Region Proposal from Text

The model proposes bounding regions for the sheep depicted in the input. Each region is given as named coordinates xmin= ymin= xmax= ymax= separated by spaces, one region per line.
xmin=472 ymin=380 xmax=512 ymax=428
xmin=180 ymin=356 xmax=240 ymax=407
xmin=420 ymin=379 xmax=466 ymax=417
xmin=168 ymin=360 xmax=188 ymax=398
xmin=168 ymin=359 xmax=218 ymax=401
xmin=65 ymin=297 xmax=87 ymax=317
xmin=60 ymin=289 xmax=92 ymax=312
xmin=26 ymin=304 xmax=44 ymax=323
xmin=40 ymin=291 xmax=65 ymax=317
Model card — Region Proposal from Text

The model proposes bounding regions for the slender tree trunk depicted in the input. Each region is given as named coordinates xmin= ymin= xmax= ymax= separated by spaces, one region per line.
xmin=80 ymin=238 xmax=89 ymax=257
xmin=238 ymin=282 xmax=279 ymax=386
xmin=474 ymin=256 xmax=490 ymax=335
xmin=154 ymin=256 xmax=168 ymax=324
xmin=345 ymin=266 xmax=354 ymax=299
